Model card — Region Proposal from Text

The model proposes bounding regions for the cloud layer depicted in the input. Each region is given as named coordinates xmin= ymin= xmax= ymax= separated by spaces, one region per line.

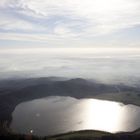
xmin=0 ymin=0 xmax=140 ymax=47
xmin=0 ymin=48 xmax=140 ymax=85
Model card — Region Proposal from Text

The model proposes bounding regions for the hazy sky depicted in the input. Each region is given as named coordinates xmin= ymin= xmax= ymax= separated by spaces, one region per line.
xmin=0 ymin=0 xmax=140 ymax=48
xmin=0 ymin=48 xmax=140 ymax=85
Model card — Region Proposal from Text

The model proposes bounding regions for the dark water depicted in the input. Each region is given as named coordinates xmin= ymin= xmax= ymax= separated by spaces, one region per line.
xmin=10 ymin=96 xmax=140 ymax=136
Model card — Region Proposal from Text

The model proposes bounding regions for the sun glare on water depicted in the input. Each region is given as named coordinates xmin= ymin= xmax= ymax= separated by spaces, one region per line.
xmin=82 ymin=99 xmax=123 ymax=132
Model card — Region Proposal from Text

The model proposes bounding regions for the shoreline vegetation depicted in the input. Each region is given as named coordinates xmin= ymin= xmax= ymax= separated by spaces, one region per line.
xmin=0 ymin=77 xmax=140 ymax=139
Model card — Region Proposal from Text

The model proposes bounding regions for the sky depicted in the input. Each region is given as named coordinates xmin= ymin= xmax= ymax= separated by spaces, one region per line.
xmin=0 ymin=0 xmax=140 ymax=48
xmin=0 ymin=0 xmax=140 ymax=83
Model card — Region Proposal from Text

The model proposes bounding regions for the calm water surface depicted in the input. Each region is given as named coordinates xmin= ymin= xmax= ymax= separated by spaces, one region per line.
xmin=11 ymin=96 xmax=140 ymax=136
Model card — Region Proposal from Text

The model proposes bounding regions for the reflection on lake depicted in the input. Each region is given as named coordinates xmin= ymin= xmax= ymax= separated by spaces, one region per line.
xmin=11 ymin=96 xmax=140 ymax=136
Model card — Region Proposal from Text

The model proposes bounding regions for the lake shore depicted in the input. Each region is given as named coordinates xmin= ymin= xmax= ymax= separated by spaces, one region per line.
xmin=1 ymin=129 xmax=140 ymax=140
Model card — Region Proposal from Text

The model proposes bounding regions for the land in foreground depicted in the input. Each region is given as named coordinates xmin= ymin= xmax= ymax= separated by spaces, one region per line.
xmin=1 ymin=129 xmax=140 ymax=140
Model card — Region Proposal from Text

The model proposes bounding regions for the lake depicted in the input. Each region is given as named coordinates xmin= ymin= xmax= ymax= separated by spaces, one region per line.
xmin=10 ymin=96 xmax=140 ymax=136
